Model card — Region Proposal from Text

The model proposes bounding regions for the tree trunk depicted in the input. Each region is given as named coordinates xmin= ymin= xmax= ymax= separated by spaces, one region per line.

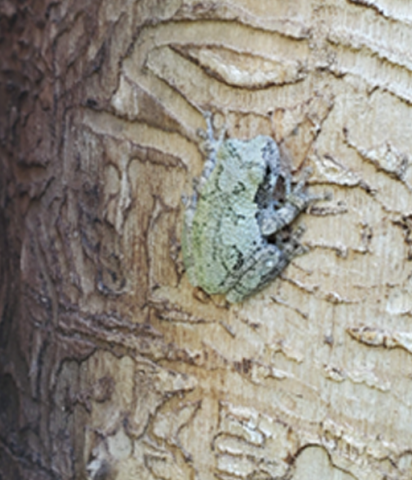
xmin=2 ymin=0 xmax=412 ymax=479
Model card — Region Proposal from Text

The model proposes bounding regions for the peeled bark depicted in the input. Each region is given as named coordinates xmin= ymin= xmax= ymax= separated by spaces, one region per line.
xmin=2 ymin=0 xmax=412 ymax=479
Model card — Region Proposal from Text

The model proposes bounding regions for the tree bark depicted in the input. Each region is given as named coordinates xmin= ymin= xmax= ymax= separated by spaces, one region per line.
xmin=2 ymin=0 xmax=412 ymax=479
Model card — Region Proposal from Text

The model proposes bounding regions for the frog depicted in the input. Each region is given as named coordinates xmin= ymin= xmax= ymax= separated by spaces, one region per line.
xmin=182 ymin=112 xmax=325 ymax=303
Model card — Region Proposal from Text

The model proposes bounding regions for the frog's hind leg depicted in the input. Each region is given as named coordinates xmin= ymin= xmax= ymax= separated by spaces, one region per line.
xmin=181 ymin=197 xmax=199 ymax=287
xmin=196 ymin=111 xmax=226 ymax=193
xmin=226 ymin=228 xmax=306 ymax=303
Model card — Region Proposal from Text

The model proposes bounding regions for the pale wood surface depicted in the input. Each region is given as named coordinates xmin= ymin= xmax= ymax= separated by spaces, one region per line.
xmin=1 ymin=0 xmax=412 ymax=478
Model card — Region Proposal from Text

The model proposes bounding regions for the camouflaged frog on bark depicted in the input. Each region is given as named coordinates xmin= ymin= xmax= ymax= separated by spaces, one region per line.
xmin=182 ymin=112 xmax=327 ymax=303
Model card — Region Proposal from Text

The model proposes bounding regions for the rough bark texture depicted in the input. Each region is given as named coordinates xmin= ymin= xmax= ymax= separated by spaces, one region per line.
xmin=2 ymin=0 xmax=412 ymax=479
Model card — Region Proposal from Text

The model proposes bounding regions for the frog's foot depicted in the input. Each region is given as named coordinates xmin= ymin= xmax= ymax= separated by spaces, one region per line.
xmin=281 ymin=170 xmax=292 ymax=197
xmin=197 ymin=110 xmax=226 ymax=152
xmin=276 ymin=225 xmax=308 ymax=257
xmin=287 ymin=167 xmax=331 ymax=209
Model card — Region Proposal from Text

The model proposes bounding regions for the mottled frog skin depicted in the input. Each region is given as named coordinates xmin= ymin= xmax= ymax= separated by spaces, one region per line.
xmin=182 ymin=113 xmax=322 ymax=303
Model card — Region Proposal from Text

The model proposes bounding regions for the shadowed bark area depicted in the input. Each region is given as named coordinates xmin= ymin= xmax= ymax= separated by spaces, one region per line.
xmin=2 ymin=0 xmax=412 ymax=479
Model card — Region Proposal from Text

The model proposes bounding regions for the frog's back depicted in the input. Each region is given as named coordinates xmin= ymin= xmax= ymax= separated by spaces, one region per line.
xmin=187 ymin=135 xmax=279 ymax=295
xmin=191 ymin=149 xmax=264 ymax=294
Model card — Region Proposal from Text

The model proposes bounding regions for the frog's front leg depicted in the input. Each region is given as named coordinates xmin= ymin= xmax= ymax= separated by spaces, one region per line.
xmin=258 ymin=168 xmax=325 ymax=236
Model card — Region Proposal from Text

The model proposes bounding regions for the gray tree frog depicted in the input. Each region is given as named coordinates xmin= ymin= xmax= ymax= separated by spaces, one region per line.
xmin=182 ymin=112 xmax=325 ymax=303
